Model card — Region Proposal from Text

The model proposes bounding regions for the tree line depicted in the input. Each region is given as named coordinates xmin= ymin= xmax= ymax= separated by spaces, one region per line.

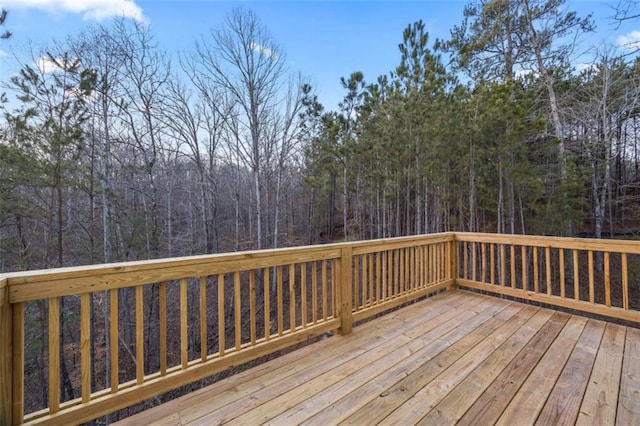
xmin=1 ymin=1 xmax=640 ymax=274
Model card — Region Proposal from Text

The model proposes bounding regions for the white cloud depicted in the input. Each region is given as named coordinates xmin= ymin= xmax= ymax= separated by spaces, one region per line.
xmin=3 ymin=0 xmax=145 ymax=22
xmin=514 ymin=68 xmax=538 ymax=80
xmin=250 ymin=42 xmax=275 ymax=59
xmin=617 ymin=30 xmax=640 ymax=51
xmin=576 ymin=63 xmax=597 ymax=74
xmin=36 ymin=56 xmax=62 ymax=73
xmin=0 ymin=49 xmax=7 ymax=57
xmin=35 ymin=55 xmax=80 ymax=74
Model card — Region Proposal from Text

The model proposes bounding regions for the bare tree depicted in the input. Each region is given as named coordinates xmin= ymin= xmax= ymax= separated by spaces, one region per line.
xmin=114 ymin=19 xmax=171 ymax=258
xmin=614 ymin=0 xmax=640 ymax=24
xmin=272 ymin=76 xmax=309 ymax=248
xmin=193 ymin=8 xmax=287 ymax=249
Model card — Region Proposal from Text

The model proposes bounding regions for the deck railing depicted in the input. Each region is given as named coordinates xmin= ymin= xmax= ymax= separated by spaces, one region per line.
xmin=1 ymin=232 xmax=640 ymax=425
xmin=456 ymin=233 xmax=640 ymax=323
xmin=0 ymin=233 xmax=455 ymax=425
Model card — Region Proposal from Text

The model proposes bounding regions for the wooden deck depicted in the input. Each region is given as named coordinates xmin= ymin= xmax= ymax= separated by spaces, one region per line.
xmin=116 ymin=290 xmax=640 ymax=425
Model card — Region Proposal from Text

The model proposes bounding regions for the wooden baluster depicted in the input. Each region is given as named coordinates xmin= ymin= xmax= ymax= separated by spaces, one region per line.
xmin=376 ymin=252 xmax=382 ymax=302
xmin=321 ymin=260 xmax=328 ymax=321
xmin=249 ymin=271 xmax=256 ymax=344
xmin=264 ymin=268 xmax=271 ymax=341
xmin=436 ymin=243 xmax=445 ymax=281
xmin=370 ymin=253 xmax=377 ymax=305
xmin=500 ymin=245 xmax=506 ymax=287
xmin=521 ymin=246 xmax=527 ymax=291
xmin=622 ymin=253 xmax=629 ymax=311
xmin=409 ymin=248 xmax=414 ymax=292
xmin=218 ymin=274 xmax=225 ymax=356
xmin=158 ymin=282 xmax=166 ymax=376
xmin=180 ymin=279 xmax=188 ymax=368
xmin=604 ymin=252 xmax=611 ymax=307
xmin=200 ymin=277 xmax=208 ymax=362
xmin=48 ymin=297 xmax=60 ymax=413
xmin=394 ymin=249 xmax=400 ymax=296
xmin=533 ymin=247 xmax=539 ymax=293
xmin=353 ymin=255 xmax=360 ymax=310
xmin=80 ymin=293 xmax=91 ymax=403
xmin=382 ymin=251 xmax=388 ymax=300
xmin=301 ymin=263 xmax=307 ymax=328
xmin=404 ymin=247 xmax=415 ymax=294
xmin=136 ymin=286 xmax=144 ymax=384
xmin=419 ymin=246 xmax=424 ymax=287
xmin=481 ymin=243 xmax=486 ymax=283
xmin=545 ymin=247 xmax=551 ymax=296
xmin=449 ymin=240 xmax=456 ymax=282
xmin=277 ymin=266 xmax=284 ymax=336
xmin=573 ymin=250 xmax=580 ymax=301
xmin=510 ymin=246 xmax=516 ymax=289
xmin=332 ymin=260 xmax=337 ymax=318
xmin=289 ymin=265 xmax=296 ymax=333
xmin=490 ymin=243 xmax=495 ymax=285
xmin=200 ymin=277 xmax=208 ymax=361
xmin=588 ymin=251 xmax=595 ymax=304
xmin=361 ymin=255 xmax=368 ymax=307
xmin=234 ymin=272 xmax=241 ymax=350
xmin=463 ymin=243 xmax=468 ymax=281
xmin=436 ymin=243 xmax=440 ymax=282
xmin=311 ymin=263 xmax=317 ymax=325
xmin=559 ymin=249 xmax=565 ymax=299
xmin=471 ymin=242 xmax=477 ymax=282
xmin=398 ymin=249 xmax=407 ymax=296
xmin=408 ymin=247 xmax=412 ymax=290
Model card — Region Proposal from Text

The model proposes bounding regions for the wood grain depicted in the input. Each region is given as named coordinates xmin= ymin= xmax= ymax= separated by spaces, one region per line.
xmin=617 ymin=327 xmax=640 ymax=424
xmin=496 ymin=315 xmax=586 ymax=425
xmin=576 ymin=323 xmax=625 ymax=425
xmin=536 ymin=319 xmax=606 ymax=425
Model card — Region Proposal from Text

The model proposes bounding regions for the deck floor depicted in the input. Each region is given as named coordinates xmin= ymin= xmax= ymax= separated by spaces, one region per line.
xmin=116 ymin=290 xmax=640 ymax=425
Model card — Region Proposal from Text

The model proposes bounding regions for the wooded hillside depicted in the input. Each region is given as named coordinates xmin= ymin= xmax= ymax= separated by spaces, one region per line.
xmin=1 ymin=1 xmax=640 ymax=273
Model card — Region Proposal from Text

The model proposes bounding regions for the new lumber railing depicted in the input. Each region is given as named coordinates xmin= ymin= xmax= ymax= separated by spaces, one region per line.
xmin=2 ymin=232 xmax=640 ymax=425
xmin=0 ymin=233 xmax=455 ymax=425
xmin=456 ymin=233 xmax=640 ymax=323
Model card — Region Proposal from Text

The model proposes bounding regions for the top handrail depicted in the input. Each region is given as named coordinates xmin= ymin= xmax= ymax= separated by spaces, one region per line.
xmin=3 ymin=232 xmax=456 ymax=304
xmin=455 ymin=232 xmax=640 ymax=253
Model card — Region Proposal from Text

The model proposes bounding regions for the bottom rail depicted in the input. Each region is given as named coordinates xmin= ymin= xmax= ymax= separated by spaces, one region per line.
xmin=457 ymin=278 xmax=640 ymax=324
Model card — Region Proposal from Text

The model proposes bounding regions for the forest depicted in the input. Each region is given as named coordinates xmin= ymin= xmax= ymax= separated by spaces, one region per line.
xmin=1 ymin=0 xmax=640 ymax=274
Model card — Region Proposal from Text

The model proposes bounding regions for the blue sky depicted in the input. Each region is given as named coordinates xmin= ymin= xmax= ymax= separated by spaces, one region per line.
xmin=1 ymin=0 xmax=639 ymax=110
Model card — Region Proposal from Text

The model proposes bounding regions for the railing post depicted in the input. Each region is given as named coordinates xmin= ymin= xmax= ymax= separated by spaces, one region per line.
xmin=338 ymin=246 xmax=353 ymax=335
xmin=0 ymin=279 xmax=13 ymax=426
xmin=450 ymin=235 xmax=459 ymax=290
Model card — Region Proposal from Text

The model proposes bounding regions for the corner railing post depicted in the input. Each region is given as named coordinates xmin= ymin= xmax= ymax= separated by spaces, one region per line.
xmin=0 ymin=278 xmax=13 ymax=426
xmin=338 ymin=245 xmax=353 ymax=335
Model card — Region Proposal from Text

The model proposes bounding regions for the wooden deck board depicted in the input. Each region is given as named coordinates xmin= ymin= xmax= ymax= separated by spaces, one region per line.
xmin=270 ymin=298 xmax=508 ymax=425
xmin=115 ymin=290 xmax=640 ymax=426
xmin=421 ymin=310 xmax=571 ymax=425
xmin=576 ymin=322 xmax=626 ymax=425
xmin=536 ymin=318 xmax=606 ymax=425
xmin=496 ymin=315 xmax=587 ymax=425
xmin=455 ymin=311 xmax=570 ymax=425
xmin=187 ymin=293 xmax=485 ymax=425
xmin=617 ymin=327 xmax=640 ymax=424
xmin=303 ymin=300 xmax=519 ymax=425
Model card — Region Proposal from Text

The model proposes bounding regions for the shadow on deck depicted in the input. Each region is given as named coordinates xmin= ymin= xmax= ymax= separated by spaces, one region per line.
xmin=116 ymin=290 xmax=640 ymax=425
